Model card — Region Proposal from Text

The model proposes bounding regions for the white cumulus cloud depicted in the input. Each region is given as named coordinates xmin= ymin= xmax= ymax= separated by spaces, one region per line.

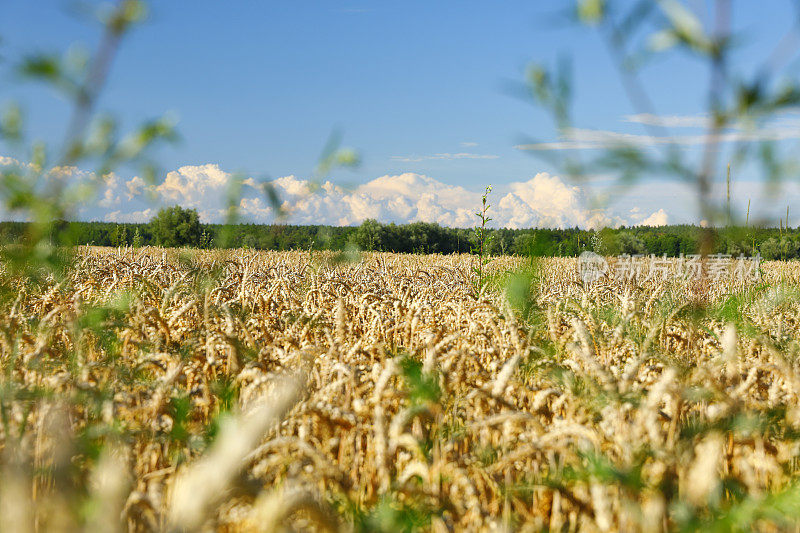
xmin=238 ymin=170 xmax=644 ymax=229
xmin=636 ymin=208 xmax=669 ymax=227
xmin=263 ymin=173 xmax=480 ymax=227
xmin=495 ymin=173 xmax=609 ymax=228
xmin=103 ymin=165 xmax=628 ymax=228
xmin=0 ymin=157 xmax=677 ymax=228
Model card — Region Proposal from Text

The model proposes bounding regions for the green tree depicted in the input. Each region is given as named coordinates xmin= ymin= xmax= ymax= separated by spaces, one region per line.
xmin=617 ymin=231 xmax=646 ymax=255
xmin=513 ymin=233 xmax=536 ymax=256
xmin=354 ymin=219 xmax=384 ymax=251
xmin=760 ymin=237 xmax=799 ymax=261
xmin=111 ymin=224 xmax=128 ymax=247
xmin=149 ymin=206 xmax=202 ymax=248
xmin=132 ymin=227 xmax=144 ymax=248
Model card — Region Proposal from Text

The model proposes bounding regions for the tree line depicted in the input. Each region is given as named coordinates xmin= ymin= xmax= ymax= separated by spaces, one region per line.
xmin=1 ymin=206 xmax=799 ymax=260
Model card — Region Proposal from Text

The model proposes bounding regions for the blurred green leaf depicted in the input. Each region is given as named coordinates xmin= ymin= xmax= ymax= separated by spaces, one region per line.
xmin=577 ymin=0 xmax=605 ymax=24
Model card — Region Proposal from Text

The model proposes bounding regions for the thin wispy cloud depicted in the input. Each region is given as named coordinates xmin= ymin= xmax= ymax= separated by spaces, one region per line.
xmin=515 ymin=117 xmax=800 ymax=151
xmin=390 ymin=152 xmax=499 ymax=162
xmin=460 ymin=141 xmax=479 ymax=147
xmin=624 ymin=113 xmax=712 ymax=128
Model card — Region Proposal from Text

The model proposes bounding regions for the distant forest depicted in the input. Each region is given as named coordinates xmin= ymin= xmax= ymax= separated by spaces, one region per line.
xmin=1 ymin=219 xmax=799 ymax=259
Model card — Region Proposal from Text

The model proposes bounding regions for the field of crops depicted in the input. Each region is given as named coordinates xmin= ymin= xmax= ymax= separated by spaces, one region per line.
xmin=3 ymin=247 xmax=800 ymax=532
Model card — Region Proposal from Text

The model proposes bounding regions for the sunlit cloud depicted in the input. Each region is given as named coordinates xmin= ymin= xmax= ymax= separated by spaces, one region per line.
xmin=635 ymin=208 xmax=669 ymax=227
xmin=0 ymin=158 xmax=684 ymax=229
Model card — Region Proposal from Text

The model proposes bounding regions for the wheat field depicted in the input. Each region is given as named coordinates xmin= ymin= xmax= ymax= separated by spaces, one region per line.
xmin=2 ymin=247 xmax=800 ymax=532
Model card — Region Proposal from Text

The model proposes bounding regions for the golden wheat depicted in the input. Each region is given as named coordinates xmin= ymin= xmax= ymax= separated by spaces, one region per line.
xmin=1 ymin=247 xmax=800 ymax=531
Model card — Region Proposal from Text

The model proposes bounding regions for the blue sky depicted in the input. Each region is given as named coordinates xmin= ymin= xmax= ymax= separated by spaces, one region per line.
xmin=2 ymin=1 xmax=800 ymax=227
